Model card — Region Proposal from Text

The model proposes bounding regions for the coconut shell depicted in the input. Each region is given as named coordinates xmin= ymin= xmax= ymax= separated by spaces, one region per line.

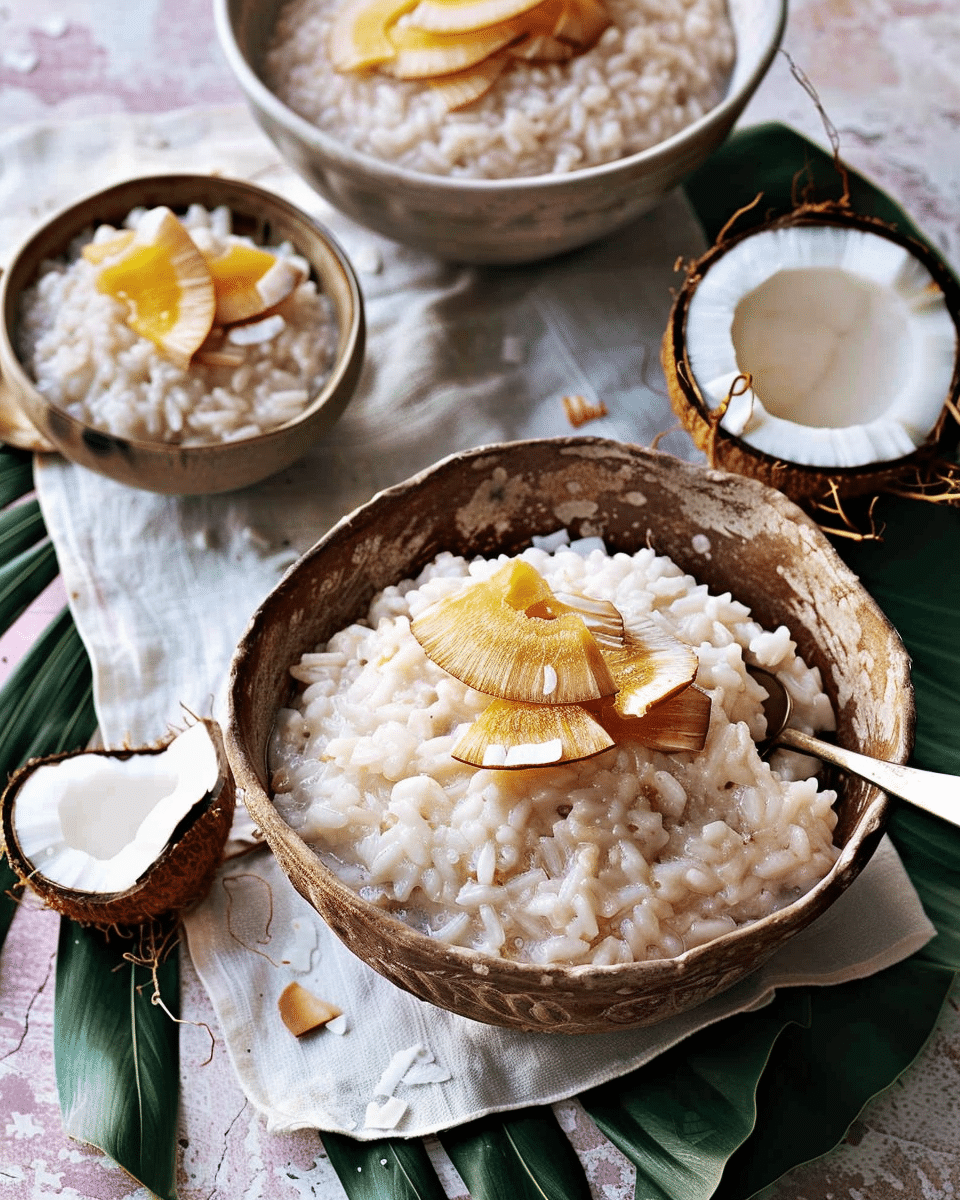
xmin=662 ymin=205 xmax=960 ymax=509
xmin=0 ymin=718 xmax=235 ymax=929
xmin=226 ymin=437 xmax=911 ymax=1034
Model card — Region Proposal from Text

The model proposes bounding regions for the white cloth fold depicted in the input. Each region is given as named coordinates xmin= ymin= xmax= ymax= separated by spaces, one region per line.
xmin=1 ymin=105 xmax=935 ymax=1139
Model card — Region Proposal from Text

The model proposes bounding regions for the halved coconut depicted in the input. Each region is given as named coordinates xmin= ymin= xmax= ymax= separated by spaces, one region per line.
xmin=0 ymin=719 xmax=235 ymax=928
xmin=663 ymin=207 xmax=960 ymax=507
xmin=411 ymin=560 xmax=617 ymax=703
xmin=95 ymin=206 xmax=216 ymax=370
xmin=452 ymin=697 xmax=614 ymax=767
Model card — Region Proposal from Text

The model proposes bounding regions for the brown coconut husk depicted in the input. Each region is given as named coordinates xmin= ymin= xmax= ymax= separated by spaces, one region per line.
xmin=0 ymin=718 xmax=235 ymax=934
xmin=662 ymin=200 xmax=960 ymax=517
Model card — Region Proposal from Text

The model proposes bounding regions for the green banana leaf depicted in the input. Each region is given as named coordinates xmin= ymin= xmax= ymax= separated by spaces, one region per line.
xmin=0 ymin=538 xmax=58 ymax=631
xmin=0 ymin=450 xmax=33 ymax=510
xmin=321 ymin=1130 xmax=449 ymax=1199
xmin=714 ymin=956 xmax=954 ymax=1199
xmin=437 ymin=1108 xmax=593 ymax=1200
xmin=0 ymin=496 xmax=45 ymax=564
xmin=54 ymin=919 xmax=180 ymax=1200
xmin=582 ymin=989 xmax=811 ymax=1200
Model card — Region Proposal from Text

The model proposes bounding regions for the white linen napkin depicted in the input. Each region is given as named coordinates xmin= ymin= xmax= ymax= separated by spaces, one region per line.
xmin=2 ymin=105 xmax=934 ymax=1139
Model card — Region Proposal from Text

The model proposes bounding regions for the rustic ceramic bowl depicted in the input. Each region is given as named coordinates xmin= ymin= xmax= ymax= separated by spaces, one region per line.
xmin=0 ymin=174 xmax=365 ymax=495
xmin=214 ymin=0 xmax=786 ymax=264
xmin=226 ymin=437 xmax=911 ymax=1034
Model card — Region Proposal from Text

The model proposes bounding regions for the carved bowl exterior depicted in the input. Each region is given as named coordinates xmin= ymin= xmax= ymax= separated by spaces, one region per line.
xmin=214 ymin=0 xmax=786 ymax=265
xmin=0 ymin=174 xmax=365 ymax=495
xmin=226 ymin=437 xmax=911 ymax=1033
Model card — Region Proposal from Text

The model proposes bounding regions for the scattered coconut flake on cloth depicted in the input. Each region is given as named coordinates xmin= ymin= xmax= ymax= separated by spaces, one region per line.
xmin=3 ymin=105 xmax=934 ymax=1138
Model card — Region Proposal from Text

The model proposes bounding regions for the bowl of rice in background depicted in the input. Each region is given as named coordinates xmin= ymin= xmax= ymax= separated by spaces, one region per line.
xmin=214 ymin=0 xmax=786 ymax=264
xmin=0 ymin=174 xmax=365 ymax=495
xmin=226 ymin=436 xmax=911 ymax=1034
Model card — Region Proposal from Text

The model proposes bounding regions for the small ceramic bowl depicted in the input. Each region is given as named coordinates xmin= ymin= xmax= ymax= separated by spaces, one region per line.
xmin=214 ymin=0 xmax=786 ymax=264
xmin=0 ymin=174 xmax=365 ymax=495
xmin=226 ymin=437 xmax=911 ymax=1034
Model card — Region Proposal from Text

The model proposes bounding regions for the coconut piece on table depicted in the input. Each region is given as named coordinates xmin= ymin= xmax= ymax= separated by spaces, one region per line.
xmin=277 ymin=980 xmax=343 ymax=1036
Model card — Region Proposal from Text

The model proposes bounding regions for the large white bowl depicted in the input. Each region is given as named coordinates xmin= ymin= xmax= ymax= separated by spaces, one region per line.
xmin=214 ymin=0 xmax=786 ymax=264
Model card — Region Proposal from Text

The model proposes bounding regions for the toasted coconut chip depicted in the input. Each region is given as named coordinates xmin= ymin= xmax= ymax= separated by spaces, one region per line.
xmin=552 ymin=0 xmax=609 ymax=46
xmin=506 ymin=31 xmax=572 ymax=59
xmin=81 ymin=229 xmax=135 ymax=265
xmin=329 ymin=0 xmax=419 ymax=69
xmin=204 ymin=242 xmax=305 ymax=326
xmin=527 ymin=589 xmax=625 ymax=647
xmin=385 ymin=20 xmax=520 ymax=77
xmin=193 ymin=326 xmax=248 ymax=369
xmin=95 ymin=206 xmax=215 ymax=369
xmin=411 ymin=560 xmax=616 ymax=703
xmin=427 ymin=53 xmax=507 ymax=108
xmin=277 ymin=981 xmax=343 ymax=1036
xmin=593 ymin=684 xmax=711 ymax=752
xmin=602 ymin=620 xmax=699 ymax=718
xmin=453 ymin=698 xmax=613 ymax=768
xmin=404 ymin=0 xmax=545 ymax=35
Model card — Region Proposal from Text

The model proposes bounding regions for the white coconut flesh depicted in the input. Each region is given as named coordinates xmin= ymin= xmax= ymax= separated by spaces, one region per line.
xmin=11 ymin=722 xmax=222 ymax=895
xmin=684 ymin=225 xmax=958 ymax=468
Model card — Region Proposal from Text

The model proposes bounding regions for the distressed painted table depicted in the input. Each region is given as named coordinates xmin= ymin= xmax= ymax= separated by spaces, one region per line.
xmin=1 ymin=1 xmax=959 ymax=1197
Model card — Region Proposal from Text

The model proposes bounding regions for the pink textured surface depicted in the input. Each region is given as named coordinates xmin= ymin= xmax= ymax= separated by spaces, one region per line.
xmin=1 ymin=2 xmax=960 ymax=1198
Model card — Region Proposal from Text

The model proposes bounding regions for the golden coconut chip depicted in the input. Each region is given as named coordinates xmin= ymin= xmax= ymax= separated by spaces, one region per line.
xmin=592 ymin=683 xmax=712 ymax=753
xmin=404 ymin=0 xmax=545 ymax=34
xmin=527 ymin=589 xmax=625 ymax=647
xmin=203 ymin=242 xmax=306 ymax=326
xmin=552 ymin=0 xmax=609 ymax=46
xmin=385 ymin=20 xmax=521 ymax=77
xmin=329 ymin=0 xmax=419 ymax=70
xmin=602 ymin=621 xmax=700 ymax=718
xmin=81 ymin=229 xmax=136 ymax=266
xmin=506 ymin=33 xmax=573 ymax=60
xmin=95 ymin=207 xmax=215 ymax=370
xmin=411 ymin=559 xmax=617 ymax=704
xmin=427 ymin=53 xmax=508 ymax=108
xmin=452 ymin=697 xmax=614 ymax=767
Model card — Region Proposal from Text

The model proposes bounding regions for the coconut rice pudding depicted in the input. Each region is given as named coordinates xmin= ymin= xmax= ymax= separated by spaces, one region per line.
xmin=269 ymin=537 xmax=840 ymax=966
xmin=17 ymin=204 xmax=338 ymax=446
xmin=265 ymin=0 xmax=736 ymax=179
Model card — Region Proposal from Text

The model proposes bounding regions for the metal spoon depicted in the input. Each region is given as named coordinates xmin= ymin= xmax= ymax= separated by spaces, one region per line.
xmin=747 ymin=664 xmax=960 ymax=828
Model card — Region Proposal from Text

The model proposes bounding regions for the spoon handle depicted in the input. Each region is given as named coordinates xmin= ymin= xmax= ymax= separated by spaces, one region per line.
xmin=778 ymin=728 xmax=960 ymax=828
